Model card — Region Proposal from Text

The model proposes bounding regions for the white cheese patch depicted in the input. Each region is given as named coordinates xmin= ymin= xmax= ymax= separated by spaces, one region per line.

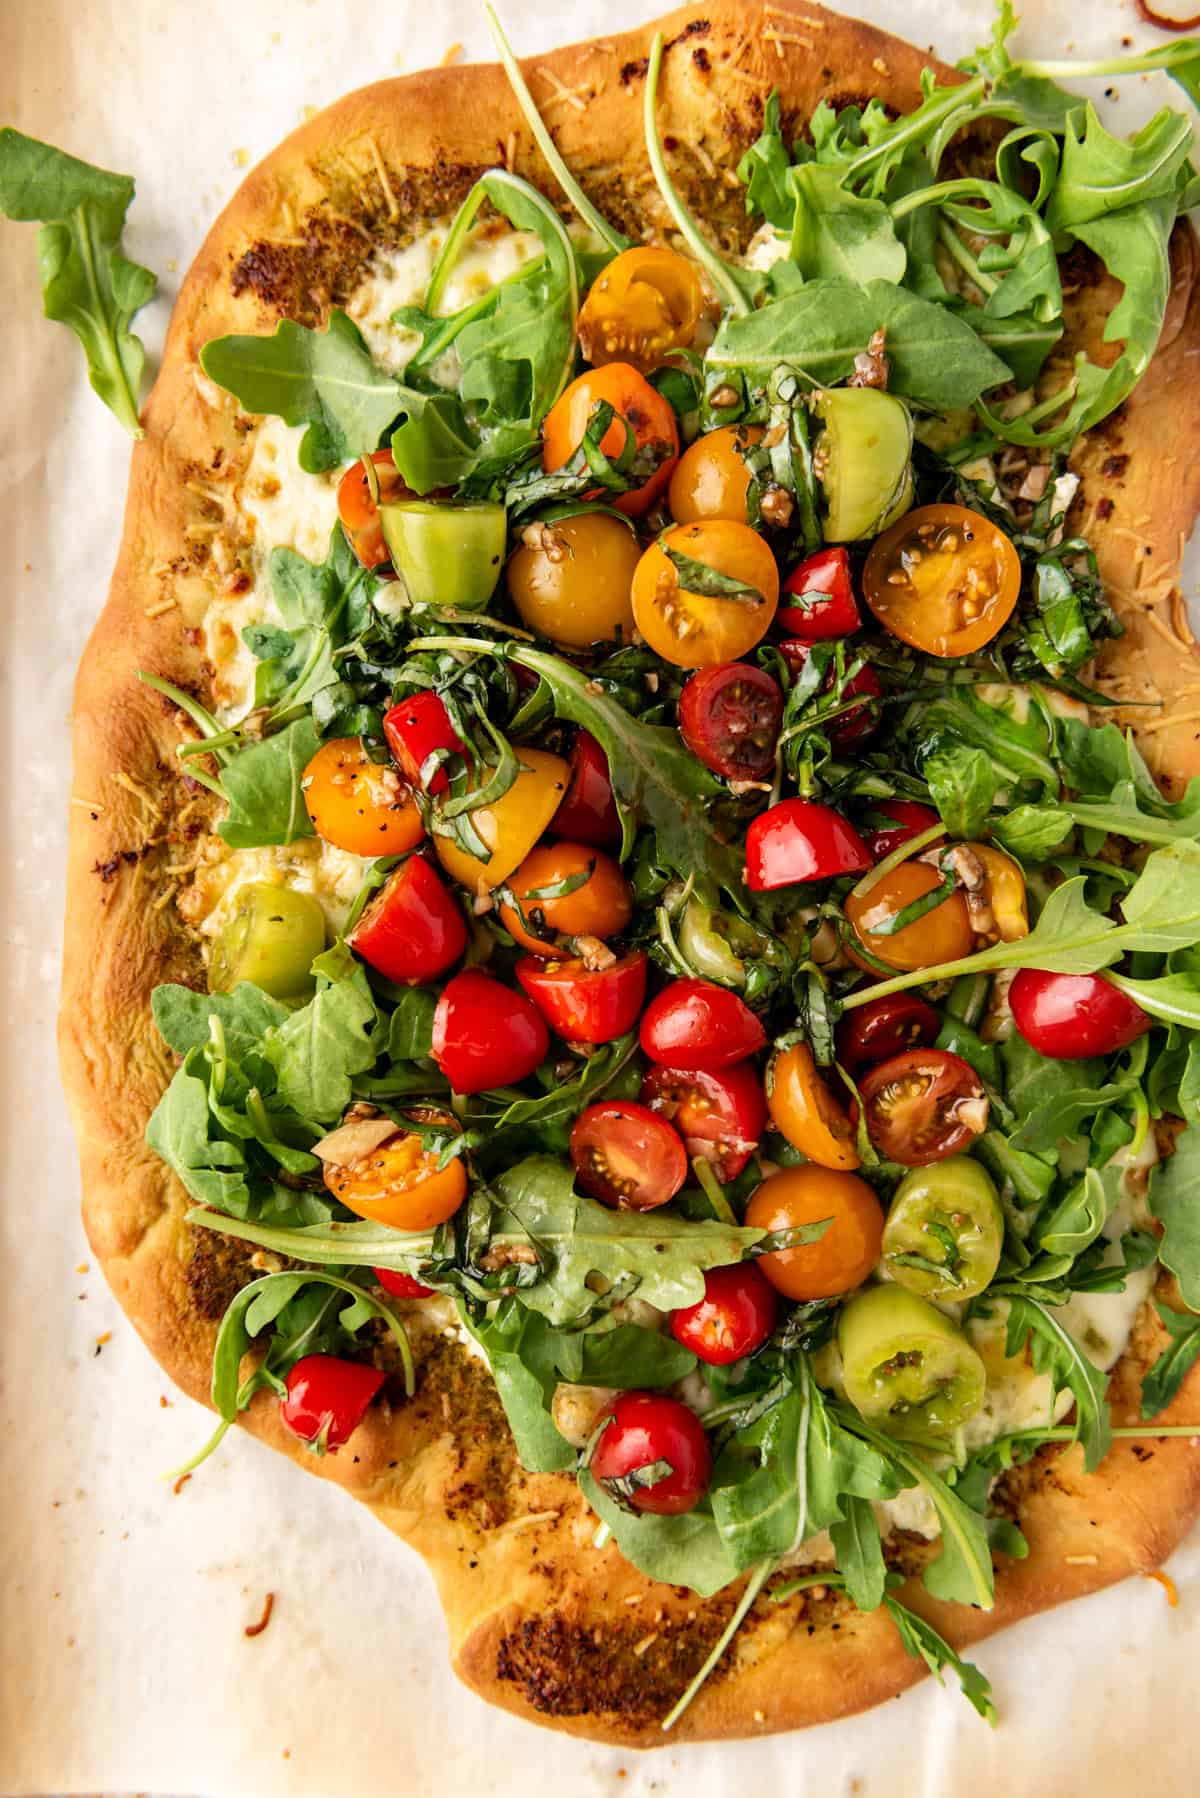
xmin=238 ymin=414 xmax=342 ymax=564
xmin=193 ymin=838 xmax=367 ymax=939
xmin=346 ymin=223 xmax=543 ymax=374
xmin=743 ymin=222 xmax=791 ymax=273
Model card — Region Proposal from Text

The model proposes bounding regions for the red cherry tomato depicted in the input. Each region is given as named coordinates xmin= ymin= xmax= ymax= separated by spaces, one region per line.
xmin=373 ymin=1269 xmax=434 ymax=1299
xmin=670 ymin=1263 xmax=778 ymax=1365
xmin=677 ymin=662 xmax=784 ymax=782
xmin=516 ymin=951 xmax=647 ymax=1045
xmin=279 ymin=1354 xmax=385 ymax=1451
xmin=336 ymin=449 xmax=414 ymax=571
xmin=552 ymin=730 xmax=623 ymax=848
xmin=778 ymin=547 xmax=861 ymax=639
xmin=858 ymin=1049 xmax=989 ymax=1167
xmin=745 ymin=799 xmax=871 ymax=891
xmin=383 ymin=692 xmax=464 ymax=797
xmin=836 ymin=993 xmax=941 ymax=1074
xmin=641 ymin=1060 xmax=767 ymax=1181
xmin=348 ymin=855 xmax=467 ymax=984
xmin=859 ymin=799 xmax=942 ymax=861
xmin=639 ymin=978 xmax=767 ymax=1071
xmin=1010 ymin=971 xmax=1152 ymax=1060
xmin=569 ymin=1101 xmax=688 ymax=1211
xmin=590 ymin=1391 xmax=712 ymax=1515
xmin=431 ymin=968 xmax=549 ymax=1093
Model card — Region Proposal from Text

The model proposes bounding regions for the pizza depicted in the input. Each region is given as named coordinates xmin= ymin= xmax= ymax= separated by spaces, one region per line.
xmin=28 ymin=0 xmax=1200 ymax=1747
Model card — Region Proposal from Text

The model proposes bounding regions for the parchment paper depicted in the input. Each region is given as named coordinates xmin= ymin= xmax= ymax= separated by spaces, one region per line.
xmin=2 ymin=2 xmax=1198 ymax=1793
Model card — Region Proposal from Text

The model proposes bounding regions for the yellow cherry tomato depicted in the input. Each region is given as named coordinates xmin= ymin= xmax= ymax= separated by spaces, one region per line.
xmin=863 ymin=504 xmax=1021 ymax=657
xmin=631 ymin=520 xmax=780 ymax=668
xmin=498 ymin=842 xmax=633 ymax=956
xmin=542 ymin=364 xmax=679 ymax=517
xmin=577 ymin=245 xmax=703 ymax=373
xmin=668 ymin=425 xmax=764 ymax=525
xmin=434 ymin=748 xmax=569 ymax=893
xmin=506 ymin=513 xmax=640 ymax=649
xmin=745 ymin=1165 xmax=883 ymax=1300
xmin=969 ymin=843 xmax=1029 ymax=942
xmin=767 ymin=1043 xmax=860 ymax=1171
xmin=302 ymin=737 xmax=424 ymax=857
xmin=845 ymin=862 xmax=974 ymax=973
xmin=324 ymin=1121 xmax=467 ymax=1231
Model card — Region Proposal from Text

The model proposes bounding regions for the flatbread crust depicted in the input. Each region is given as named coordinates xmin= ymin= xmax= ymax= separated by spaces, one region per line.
xmin=58 ymin=0 xmax=1200 ymax=1746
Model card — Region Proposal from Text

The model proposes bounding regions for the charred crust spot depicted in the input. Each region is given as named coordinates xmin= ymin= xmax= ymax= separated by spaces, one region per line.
xmin=92 ymin=846 xmax=151 ymax=883
xmin=1096 ymin=496 xmax=1115 ymax=520
xmin=495 ymin=1600 xmax=738 ymax=1722
xmin=185 ymin=1230 xmax=257 ymax=1321
xmin=404 ymin=1334 xmax=522 ymax=1529
xmin=620 ymin=17 xmax=710 ymax=85
xmin=692 ymin=46 xmax=711 ymax=73
xmin=1102 ymin=453 xmax=1130 ymax=480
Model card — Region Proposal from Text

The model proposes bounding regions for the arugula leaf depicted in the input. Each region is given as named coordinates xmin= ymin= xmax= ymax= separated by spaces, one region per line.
xmin=146 ymin=1057 xmax=252 ymax=1216
xmin=786 ymin=164 xmax=907 ymax=286
xmin=1108 ymin=970 xmax=1200 ymax=1030
xmin=737 ymin=92 xmax=794 ymax=231
xmin=1150 ymin=1125 xmax=1200 ymax=1311
xmin=217 ymin=717 xmax=319 ymax=849
xmin=389 ymin=388 xmax=482 ymax=491
xmin=991 ymin=805 xmax=1072 ymax=861
xmin=0 ymin=129 xmax=157 ymax=436
xmin=1002 ymin=1036 xmax=1135 ymax=1154
xmin=252 ymin=529 xmax=375 ymax=720
xmin=884 ymin=1597 xmax=997 ymax=1724
xmin=1046 ymin=104 xmax=1193 ymax=238
xmin=457 ymin=1299 xmax=575 ymax=1472
xmin=262 ymin=950 xmax=380 ymax=1122
xmin=579 ymin=1468 xmax=741 ymax=1595
xmin=830 ymin=1495 xmax=887 ymax=1611
xmin=151 ymin=983 xmax=289 ymax=1058
xmin=923 ymin=745 xmax=997 ymax=837
xmin=1141 ymin=1302 xmax=1200 ymax=1419
xmin=554 ymin=1323 xmax=697 ymax=1389
xmin=1001 ymin=1294 xmax=1112 ymax=1471
xmin=387 ymin=988 xmax=438 ymax=1061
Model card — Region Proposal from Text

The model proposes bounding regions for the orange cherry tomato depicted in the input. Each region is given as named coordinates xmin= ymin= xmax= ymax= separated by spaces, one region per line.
xmin=324 ymin=1119 xmax=467 ymax=1231
xmin=577 ymin=246 xmax=703 ymax=373
xmin=969 ymin=843 xmax=1029 ymax=942
xmin=862 ymin=504 xmax=1021 ymax=657
xmin=668 ymin=425 xmax=763 ymax=525
xmin=745 ymin=1165 xmax=882 ymax=1300
xmin=506 ymin=511 xmax=641 ymax=648
xmin=336 ymin=449 xmax=414 ymax=570
xmin=498 ymin=843 xmax=632 ymax=956
xmin=767 ymin=1043 xmax=859 ymax=1171
xmin=302 ymin=738 xmax=425 ymax=857
xmin=844 ymin=862 xmax=973 ymax=973
xmin=433 ymin=749 xmax=569 ymax=893
xmin=631 ymin=520 xmax=780 ymax=668
xmin=541 ymin=363 xmax=679 ymax=517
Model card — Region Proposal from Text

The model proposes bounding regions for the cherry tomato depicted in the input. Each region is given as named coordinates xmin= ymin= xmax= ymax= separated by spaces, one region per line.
xmin=678 ymin=662 xmax=783 ymax=782
xmin=778 ymin=547 xmax=860 ymax=639
xmin=348 ymin=855 xmax=467 ymax=983
xmin=552 ymin=731 xmax=622 ymax=848
xmin=641 ymin=1060 xmax=767 ymax=1182
xmin=631 ymin=520 xmax=780 ymax=668
xmin=506 ymin=512 xmax=641 ymax=648
xmin=431 ymin=968 xmax=549 ymax=1092
xmin=302 ymin=738 xmax=425 ymax=857
xmin=336 ymin=449 xmax=413 ymax=570
xmin=668 ymin=424 xmax=763 ymax=525
xmin=639 ymin=978 xmax=767 ymax=1071
xmin=577 ymin=245 xmax=703 ymax=373
xmin=857 ymin=1049 xmax=989 ymax=1167
xmin=837 ymin=993 xmax=941 ymax=1074
xmin=863 ymin=504 xmax=1021 ymax=657
xmin=844 ymin=862 xmax=973 ymax=972
xmin=280 ymin=1355 xmax=385 ymax=1451
xmin=778 ymin=643 xmax=883 ymax=747
xmin=767 ymin=1042 xmax=859 ymax=1170
xmin=498 ymin=844 xmax=632 ymax=957
xmin=745 ymin=1166 xmax=882 ymax=1300
xmin=970 ymin=843 xmax=1029 ymax=943
xmin=373 ymin=1269 xmax=433 ymax=1299
xmin=383 ymin=691 xmax=464 ymax=797
xmin=542 ymin=363 xmax=679 ymax=517
xmin=324 ymin=1118 xmax=467 ymax=1230
xmin=745 ymin=798 xmax=871 ymax=891
xmin=569 ymin=1101 xmax=688 ymax=1211
xmin=1009 ymin=971 xmax=1152 ymax=1060
xmin=590 ymin=1391 xmax=712 ymax=1515
xmin=516 ymin=951 xmax=648 ymax=1045
xmin=670 ymin=1263 xmax=778 ymax=1365
xmin=433 ymin=748 xmax=569 ymax=893
xmin=859 ymin=799 xmax=941 ymax=861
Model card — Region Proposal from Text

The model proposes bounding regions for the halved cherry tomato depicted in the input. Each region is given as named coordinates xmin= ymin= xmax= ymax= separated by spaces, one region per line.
xmin=745 ymin=1166 xmax=882 ymax=1300
xmin=374 ymin=1269 xmax=433 ymax=1299
xmin=863 ymin=504 xmax=1021 ymax=657
xmin=778 ymin=547 xmax=860 ymax=639
xmin=641 ymin=1060 xmax=767 ymax=1181
xmin=745 ymin=799 xmax=871 ymax=891
xmin=431 ymin=969 xmax=549 ymax=1092
xmin=670 ymin=1263 xmax=778 ymax=1365
xmin=844 ymin=862 xmax=973 ymax=971
xmin=542 ymin=363 xmax=679 ymax=517
xmin=433 ymin=749 xmax=569 ymax=893
xmin=383 ymin=691 xmax=464 ymax=797
xmin=517 ymin=951 xmax=648 ymax=1045
xmin=498 ymin=843 xmax=632 ymax=957
xmin=837 ymin=993 xmax=941 ymax=1074
xmin=590 ymin=1391 xmax=712 ymax=1515
xmin=767 ymin=1042 xmax=859 ymax=1170
xmin=778 ymin=643 xmax=882 ymax=747
xmin=859 ymin=799 xmax=941 ymax=862
xmin=631 ymin=520 xmax=780 ymax=668
xmin=336 ymin=449 xmax=413 ymax=570
xmin=552 ymin=730 xmax=622 ymax=848
xmin=970 ymin=843 xmax=1029 ymax=943
xmin=1009 ymin=970 xmax=1152 ymax=1060
xmin=577 ymin=245 xmax=703 ymax=373
xmin=324 ymin=1117 xmax=467 ymax=1230
xmin=668 ymin=424 xmax=763 ymax=525
xmin=639 ymin=978 xmax=767 ymax=1070
xmin=506 ymin=512 xmax=641 ymax=648
xmin=348 ymin=855 xmax=467 ymax=983
xmin=678 ymin=662 xmax=783 ymax=781
xmin=569 ymin=1101 xmax=688 ymax=1211
xmin=302 ymin=738 xmax=425 ymax=857
xmin=857 ymin=1049 xmax=989 ymax=1167
xmin=280 ymin=1355 xmax=385 ymax=1452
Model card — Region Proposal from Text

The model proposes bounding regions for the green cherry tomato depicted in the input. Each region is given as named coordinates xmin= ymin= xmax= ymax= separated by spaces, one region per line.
xmin=208 ymin=882 xmax=326 ymax=999
xmin=838 ymin=1284 xmax=986 ymax=1443
xmin=379 ymin=500 xmax=507 ymax=609
xmin=677 ymin=900 xmax=746 ymax=989
xmin=812 ymin=388 xmax=913 ymax=543
xmin=881 ymin=1157 xmax=1004 ymax=1301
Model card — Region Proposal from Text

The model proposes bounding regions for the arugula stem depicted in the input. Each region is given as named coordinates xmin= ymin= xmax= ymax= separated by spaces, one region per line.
xmin=692 ymin=1157 xmax=738 ymax=1226
xmin=1027 ymin=46 xmax=1200 ymax=81
xmin=407 ymin=256 xmax=546 ymax=373
xmin=844 ymin=80 xmax=985 ymax=183
xmin=137 ymin=670 xmax=228 ymax=748
xmin=425 ymin=187 xmax=487 ymax=317
xmin=850 ymin=823 xmax=946 ymax=901
xmin=936 ymin=219 xmax=999 ymax=298
xmin=840 ymin=937 xmax=1021 ymax=1011
xmin=162 ymin=1415 xmax=231 ymax=1481
xmin=660 ymin=1558 xmax=775 ymax=1732
xmin=768 ymin=1570 xmax=846 ymax=1604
